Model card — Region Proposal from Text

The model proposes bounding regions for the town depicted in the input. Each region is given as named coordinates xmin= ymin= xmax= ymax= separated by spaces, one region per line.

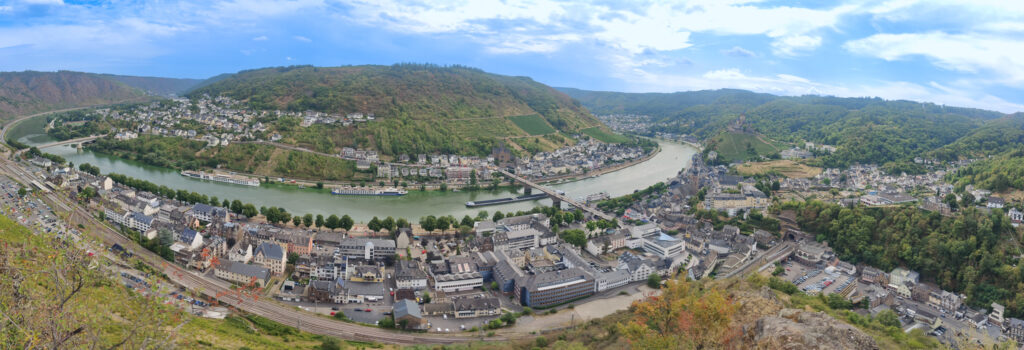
xmin=11 ymin=124 xmax=1024 ymax=346
xmin=56 ymin=97 xmax=653 ymax=189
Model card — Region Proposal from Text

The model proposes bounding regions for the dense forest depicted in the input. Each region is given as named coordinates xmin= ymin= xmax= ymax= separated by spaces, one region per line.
xmin=187 ymin=64 xmax=602 ymax=156
xmin=0 ymin=71 xmax=146 ymax=121
xmin=929 ymin=113 xmax=1024 ymax=161
xmin=563 ymin=88 xmax=1015 ymax=171
xmin=781 ymin=200 xmax=1024 ymax=317
xmin=99 ymin=73 xmax=203 ymax=97
xmin=45 ymin=110 xmax=110 ymax=140
xmin=947 ymin=147 xmax=1024 ymax=192
xmin=88 ymin=135 xmax=368 ymax=181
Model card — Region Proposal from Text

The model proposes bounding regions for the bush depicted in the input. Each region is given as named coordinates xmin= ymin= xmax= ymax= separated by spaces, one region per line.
xmin=535 ymin=336 xmax=549 ymax=347
xmin=647 ymin=273 xmax=662 ymax=289
xmin=378 ymin=317 xmax=395 ymax=329
xmin=500 ymin=312 xmax=517 ymax=325
xmin=522 ymin=307 xmax=533 ymax=315
xmin=319 ymin=338 xmax=341 ymax=350
xmin=767 ymin=277 xmax=799 ymax=295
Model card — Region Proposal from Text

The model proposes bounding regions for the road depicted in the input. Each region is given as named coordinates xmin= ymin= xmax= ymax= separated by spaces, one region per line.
xmin=0 ymin=154 xmax=490 ymax=345
xmin=35 ymin=134 xmax=105 ymax=149
xmin=497 ymin=169 xmax=614 ymax=221
xmin=12 ymin=134 xmax=106 ymax=157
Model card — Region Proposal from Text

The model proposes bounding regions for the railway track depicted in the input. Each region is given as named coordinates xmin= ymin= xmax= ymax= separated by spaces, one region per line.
xmin=0 ymin=156 xmax=490 ymax=345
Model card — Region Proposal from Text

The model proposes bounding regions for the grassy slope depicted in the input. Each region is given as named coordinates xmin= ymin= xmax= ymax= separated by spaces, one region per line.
xmin=581 ymin=126 xmax=629 ymax=143
xmin=0 ymin=213 xmax=186 ymax=348
xmin=734 ymin=160 xmax=822 ymax=178
xmin=1 ymin=202 xmax=394 ymax=349
xmin=709 ymin=131 xmax=786 ymax=163
xmin=508 ymin=114 xmax=557 ymax=135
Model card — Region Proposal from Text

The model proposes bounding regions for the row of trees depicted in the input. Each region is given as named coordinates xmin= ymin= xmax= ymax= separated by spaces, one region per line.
xmin=596 ymin=182 xmax=667 ymax=215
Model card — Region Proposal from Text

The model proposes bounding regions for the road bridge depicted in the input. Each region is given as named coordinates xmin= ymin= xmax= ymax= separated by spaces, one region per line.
xmin=37 ymin=135 xmax=105 ymax=149
xmin=12 ymin=134 xmax=105 ymax=156
xmin=497 ymin=168 xmax=614 ymax=221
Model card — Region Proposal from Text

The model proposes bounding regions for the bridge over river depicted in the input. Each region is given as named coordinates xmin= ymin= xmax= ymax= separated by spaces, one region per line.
xmin=497 ymin=168 xmax=615 ymax=221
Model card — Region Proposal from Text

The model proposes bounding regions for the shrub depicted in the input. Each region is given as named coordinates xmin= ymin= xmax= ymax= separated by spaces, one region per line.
xmin=535 ymin=336 xmax=549 ymax=347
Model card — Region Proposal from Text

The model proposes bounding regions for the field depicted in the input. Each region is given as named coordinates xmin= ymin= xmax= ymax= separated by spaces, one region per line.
xmin=735 ymin=159 xmax=822 ymax=178
xmin=709 ymin=131 xmax=787 ymax=163
xmin=581 ymin=126 xmax=630 ymax=143
xmin=508 ymin=114 xmax=557 ymax=135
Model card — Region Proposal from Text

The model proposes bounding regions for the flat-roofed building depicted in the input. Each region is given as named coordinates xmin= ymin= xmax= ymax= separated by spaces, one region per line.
xmin=338 ymin=238 xmax=396 ymax=260
xmin=516 ymin=268 xmax=594 ymax=308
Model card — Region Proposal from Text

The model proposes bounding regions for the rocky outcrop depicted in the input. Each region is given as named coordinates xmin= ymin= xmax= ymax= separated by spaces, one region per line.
xmin=741 ymin=308 xmax=879 ymax=350
xmin=731 ymin=286 xmax=785 ymax=326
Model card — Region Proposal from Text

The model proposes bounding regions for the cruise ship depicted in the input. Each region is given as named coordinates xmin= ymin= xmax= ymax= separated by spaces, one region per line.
xmin=331 ymin=186 xmax=408 ymax=196
xmin=180 ymin=170 xmax=260 ymax=187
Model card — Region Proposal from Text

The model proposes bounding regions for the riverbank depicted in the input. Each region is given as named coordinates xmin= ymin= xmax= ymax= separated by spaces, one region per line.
xmin=535 ymin=145 xmax=661 ymax=185
xmin=7 ymin=113 xmax=696 ymax=221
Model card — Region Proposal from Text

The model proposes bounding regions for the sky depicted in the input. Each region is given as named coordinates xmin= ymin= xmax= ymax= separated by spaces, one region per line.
xmin=1 ymin=0 xmax=1023 ymax=113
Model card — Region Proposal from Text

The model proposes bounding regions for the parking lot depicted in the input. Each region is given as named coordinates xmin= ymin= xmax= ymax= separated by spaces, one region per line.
xmin=780 ymin=261 xmax=856 ymax=296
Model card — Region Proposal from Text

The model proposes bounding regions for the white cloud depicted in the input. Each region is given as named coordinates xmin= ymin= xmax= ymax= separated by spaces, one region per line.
xmin=589 ymin=3 xmax=693 ymax=55
xmin=252 ymin=35 xmax=268 ymax=41
xmin=620 ymin=67 xmax=1024 ymax=113
xmin=867 ymin=0 xmax=1024 ymax=23
xmin=771 ymin=35 xmax=821 ymax=56
xmin=285 ymin=56 xmax=292 ymax=60
xmin=723 ymin=46 xmax=755 ymax=57
xmin=844 ymin=32 xmax=1024 ymax=84
xmin=341 ymin=0 xmax=853 ymax=58
xmin=293 ymin=35 xmax=311 ymax=42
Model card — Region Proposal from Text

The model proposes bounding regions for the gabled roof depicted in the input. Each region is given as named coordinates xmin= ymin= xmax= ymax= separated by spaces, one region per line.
xmin=191 ymin=203 xmax=215 ymax=215
xmin=393 ymin=299 xmax=422 ymax=319
xmin=219 ymin=261 xmax=270 ymax=281
xmin=130 ymin=212 xmax=154 ymax=225
xmin=255 ymin=242 xmax=285 ymax=261
xmin=178 ymin=228 xmax=199 ymax=243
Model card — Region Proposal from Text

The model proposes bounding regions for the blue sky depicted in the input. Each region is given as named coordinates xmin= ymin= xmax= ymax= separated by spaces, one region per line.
xmin=1 ymin=0 xmax=1023 ymax=113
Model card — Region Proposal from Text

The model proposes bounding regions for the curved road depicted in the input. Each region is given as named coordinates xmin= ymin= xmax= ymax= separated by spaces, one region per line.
xmin=0 ymin=153 xmax=492 ymax=345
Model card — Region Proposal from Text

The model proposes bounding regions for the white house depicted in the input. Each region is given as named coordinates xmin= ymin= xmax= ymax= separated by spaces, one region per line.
xmin=619 ymin=252 xmax=655 ymax=283
xmin=177 ymin=228 xmax=204 ymax=251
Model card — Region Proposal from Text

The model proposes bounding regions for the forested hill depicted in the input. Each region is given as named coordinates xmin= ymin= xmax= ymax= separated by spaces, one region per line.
xmin=929 ymin=113 xmax=1024 ymax=160
xmin=100 ymin=74 xmax=204 ymax=97
xmin=556 ymin=87 xmax=777 ymax=117
xmin=0 ymin=71 xmax=146 ymax=121
xmin=188 ymin=64 xmax=600 ymax=132
xmin=562 ymin=88 xmax=1014 ymax=168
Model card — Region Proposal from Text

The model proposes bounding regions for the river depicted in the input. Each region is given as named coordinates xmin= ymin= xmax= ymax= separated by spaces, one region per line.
xmin=8 ymin=115 xmax=696 ymax=222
